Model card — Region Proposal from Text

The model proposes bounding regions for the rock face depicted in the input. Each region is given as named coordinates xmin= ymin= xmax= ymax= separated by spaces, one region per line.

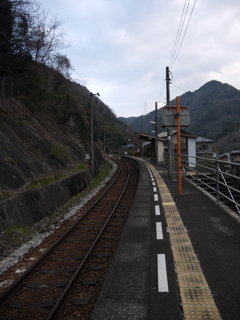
xmin=0 ymin=98 xmax=90 ymax=190
xmin=0 ymin=98 xmax=104 ymax=231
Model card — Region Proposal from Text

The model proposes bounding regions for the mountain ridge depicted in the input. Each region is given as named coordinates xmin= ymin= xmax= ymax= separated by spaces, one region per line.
xmin=119 ymin=80 xmax=240 ymax=152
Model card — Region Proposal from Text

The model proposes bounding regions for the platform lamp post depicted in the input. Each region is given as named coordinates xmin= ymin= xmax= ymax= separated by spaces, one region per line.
xmin=90 ymin=92 xmax=100 ymax=175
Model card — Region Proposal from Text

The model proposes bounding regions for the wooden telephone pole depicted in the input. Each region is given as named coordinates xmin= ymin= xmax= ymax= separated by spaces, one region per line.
xmin=166 ymin=66 xmax=172 ymax=177
xmin=176 ymin=96 xmax=182 ymax=195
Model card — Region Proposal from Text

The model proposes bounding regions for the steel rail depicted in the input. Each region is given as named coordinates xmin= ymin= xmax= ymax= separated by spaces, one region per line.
xmin=45 ymin=159 xmax=130 ymax=319
xmin=0 ymin=159 xmax=122 ymax=306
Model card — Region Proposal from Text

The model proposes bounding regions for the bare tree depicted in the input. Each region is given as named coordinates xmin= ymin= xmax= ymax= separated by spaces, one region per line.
xmin=28 ymin=10 xmax=69 ymax=66
xmin=51 ymin=53 xmax=72 ymax=78
xmin=1 ymin=0 xmax=70 ymax=74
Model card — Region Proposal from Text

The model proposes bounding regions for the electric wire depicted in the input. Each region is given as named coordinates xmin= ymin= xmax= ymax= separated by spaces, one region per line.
xmin=172 ymin=80 xmax=195 ymax=92
xmin=171 ymin=0 xmax=197 ymax=70
xmin=71 ymin=69 xmax=99 ymax=94
xmin=169 ymin=0 xmax=188 ymax=68
xmin=170 ymin=0 xmax=191 ymax=69
xmin=161 ymin=0 xmax=195 ymax=104
xmin=157 ymin=79 xmax=166 ymax=104
xmin=171 ymin=80 xmax=215 ymax=105
xmin=171 ymin=81 xmax=190 ymax=93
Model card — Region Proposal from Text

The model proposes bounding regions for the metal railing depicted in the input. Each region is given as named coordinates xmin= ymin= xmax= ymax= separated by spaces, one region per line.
xmin=181 ymin=154 xmax=240 ymax=215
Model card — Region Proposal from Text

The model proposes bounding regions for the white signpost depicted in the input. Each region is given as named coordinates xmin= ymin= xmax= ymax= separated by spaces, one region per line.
xmin=162 ymin=106 xmax=190 ymax=127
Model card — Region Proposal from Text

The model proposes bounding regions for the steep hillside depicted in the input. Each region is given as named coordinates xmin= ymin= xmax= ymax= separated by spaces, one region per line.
xmin=120 ymin=80 xmax=240 ymax=152
xmin=0 ymin=97 xmax=86 ymax=190
xmin=0 ymin=1 xmax=138 ymax=230
xmin=0 ymin=64 xmax=134 ymax=194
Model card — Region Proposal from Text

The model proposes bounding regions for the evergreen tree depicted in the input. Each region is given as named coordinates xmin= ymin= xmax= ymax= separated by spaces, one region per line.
xmin=0 ymin=0 xmax=14 ymax=75
xmin=0 ymin=0 xmax=14 ymax=55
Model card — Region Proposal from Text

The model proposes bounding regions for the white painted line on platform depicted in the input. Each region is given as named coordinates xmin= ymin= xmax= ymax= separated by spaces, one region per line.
xmin=151 ymin=178 xmax=154 ymax=182
xmin=153 ymin=187 xmax=157 ymax=193
xmin=157 ymin=254 xmax=169 ymax=292
xmin=156 ymin=222 xmax=163 ymax=239
xmin=154 ymin=194 xmax=159 ymax=201
xmin=155 ymin=205 xmax=160 ymax=215
xmin=152 ymin=181 xmax=156 ymax=186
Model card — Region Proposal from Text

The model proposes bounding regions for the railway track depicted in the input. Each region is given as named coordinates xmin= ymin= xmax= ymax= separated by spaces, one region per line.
xmin=0 ymin=158 xmax=139 ymax=319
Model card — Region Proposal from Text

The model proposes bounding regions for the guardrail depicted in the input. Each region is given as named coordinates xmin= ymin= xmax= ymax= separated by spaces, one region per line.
xmin=181 ymin=154 xmax=240 ymax=215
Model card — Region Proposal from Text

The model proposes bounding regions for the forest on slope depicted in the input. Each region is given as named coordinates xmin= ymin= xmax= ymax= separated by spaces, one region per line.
xmin=119 ymin=80 xmax=240 ymax=153
xmin=0 ymin=0 xmax=135 ymax=193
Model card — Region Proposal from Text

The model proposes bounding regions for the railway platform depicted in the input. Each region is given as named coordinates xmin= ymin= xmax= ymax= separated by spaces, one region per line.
xmin=91 ymin=157 xmax=240 ymax=320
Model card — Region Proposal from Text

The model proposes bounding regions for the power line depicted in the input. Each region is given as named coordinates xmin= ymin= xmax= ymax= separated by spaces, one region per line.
xmin=169 ymin=0 xmax=188 ymax=68
xmin=71 ymin=69 xmax=99 ymax=94
xmin=171 ymin=0 xmax=197 ymax=69
xmin=157 ymin=79 xmax=166 ymax=104
xmin=172 ymin=80 xmax=195 ymax=92
xmin=171 ymin=80 xmax=215 ymax=105
xmin=169 ymin=0 xmax=197 ymax=70
xmin=171 ymin=81 xmax=190 ymax=92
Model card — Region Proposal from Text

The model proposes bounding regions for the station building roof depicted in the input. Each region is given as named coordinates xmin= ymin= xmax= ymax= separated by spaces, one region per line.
xmin=139 ymin=129 xmax=197 ymax=142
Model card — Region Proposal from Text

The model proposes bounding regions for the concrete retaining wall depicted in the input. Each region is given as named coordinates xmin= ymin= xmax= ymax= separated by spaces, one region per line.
xmin=0 ymin=166 xmax=94 ymax=232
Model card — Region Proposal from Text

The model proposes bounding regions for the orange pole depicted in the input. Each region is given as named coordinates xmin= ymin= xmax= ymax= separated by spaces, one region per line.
xmin=176 ymin=96 xmax=182 ymax=195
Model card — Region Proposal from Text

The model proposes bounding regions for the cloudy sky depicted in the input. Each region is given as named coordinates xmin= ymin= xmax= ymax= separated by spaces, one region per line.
xmin=40 ymin=0 xmax=240 ymax=118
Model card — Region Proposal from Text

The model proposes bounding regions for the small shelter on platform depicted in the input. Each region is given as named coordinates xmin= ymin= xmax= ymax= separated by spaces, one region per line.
xmin=138 ymin=129 xmax=198 ymax=166
xmin=138 ymin=133 xmax=166 ymax=163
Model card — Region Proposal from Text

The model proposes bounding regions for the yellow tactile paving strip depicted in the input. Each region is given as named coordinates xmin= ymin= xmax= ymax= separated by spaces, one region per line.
xmin=147 ymin=162 xmax=222 ymax=320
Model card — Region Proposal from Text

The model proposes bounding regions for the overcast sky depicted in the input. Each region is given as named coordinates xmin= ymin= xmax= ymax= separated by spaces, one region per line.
xmin=39 ymin=0 xmax=240 ymax=118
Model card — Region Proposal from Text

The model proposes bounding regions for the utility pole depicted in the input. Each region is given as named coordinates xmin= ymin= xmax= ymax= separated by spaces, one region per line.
xmin=176 ymin=96 xmax=182 ymax=195
xmin=90 ymin=93 xmax=94 ymax=174
xmin=103 ymin=127 xmax=106 ymax=159
xmin=166 ymin=66 xmax=172 ymax=177
xmin=155 ymin=102 xmax=158 ymax=164
xmin=90 ymin=92 xmax=100 ymax=175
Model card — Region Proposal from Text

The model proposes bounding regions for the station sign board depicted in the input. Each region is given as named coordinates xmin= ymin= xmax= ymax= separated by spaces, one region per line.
xmin=162 ymin=106 xmax=190 ymax=127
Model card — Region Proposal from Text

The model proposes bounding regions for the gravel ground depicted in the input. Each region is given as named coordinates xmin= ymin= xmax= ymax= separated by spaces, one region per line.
xmin=0 ymin=161 xmax=117 ymax=279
